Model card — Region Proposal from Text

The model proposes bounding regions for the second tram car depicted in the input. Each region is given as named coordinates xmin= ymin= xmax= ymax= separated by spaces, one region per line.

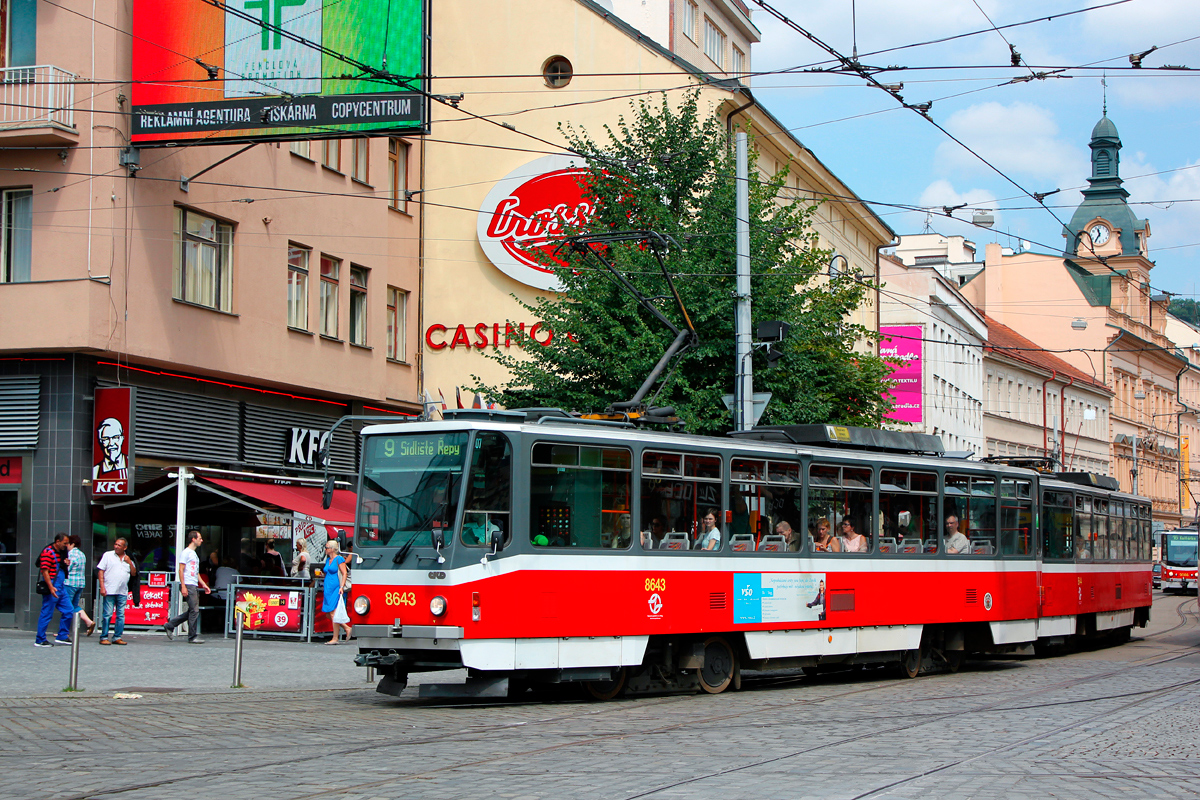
xmin=1160 ymin=526 xmax=1198 ymax=594
xmin=347 ymin=410 xmax=1153 ymax=698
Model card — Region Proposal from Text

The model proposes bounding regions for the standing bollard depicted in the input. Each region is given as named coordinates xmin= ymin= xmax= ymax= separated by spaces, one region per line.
xmin=66 ymin=613 xmax=82 ymax=691
xmin=231 ymin=609 xmax=245 ymax=688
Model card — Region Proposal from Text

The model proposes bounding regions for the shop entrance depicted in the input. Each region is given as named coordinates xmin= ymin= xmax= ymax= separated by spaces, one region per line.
xmin=0 ymin=491 xmax=18 ymax=626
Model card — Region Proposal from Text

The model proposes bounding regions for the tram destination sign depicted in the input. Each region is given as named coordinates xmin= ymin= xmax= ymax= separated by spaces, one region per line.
xmin=131 ymin=0 xmax=427 ymax=146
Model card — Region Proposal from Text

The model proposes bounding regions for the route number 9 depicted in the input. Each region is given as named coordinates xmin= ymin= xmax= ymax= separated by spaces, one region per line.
xmin=644 ymin=577 xmax=666 ymax=592
xmin=383 ymin=439 xmax=395 ymax=457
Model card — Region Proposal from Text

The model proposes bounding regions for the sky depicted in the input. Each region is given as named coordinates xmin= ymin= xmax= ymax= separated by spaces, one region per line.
xmin=746 ymin=0 xmax=1200 ymax=299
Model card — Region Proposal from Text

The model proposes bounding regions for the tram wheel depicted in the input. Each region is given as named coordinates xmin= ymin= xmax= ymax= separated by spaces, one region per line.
xmin=943 ymin=650 xmax=963 ymax=674
xmin=898 ymin=648 xmax=922 ymax=679
xmin=698 ymin=636 xmax=737 ymax=694
xmin=584 ymin=667 xmax=627 ymax=701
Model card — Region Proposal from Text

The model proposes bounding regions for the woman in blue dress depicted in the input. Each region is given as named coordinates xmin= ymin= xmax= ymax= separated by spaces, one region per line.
xmin=321 ymin=540 xmax=351 ymax=645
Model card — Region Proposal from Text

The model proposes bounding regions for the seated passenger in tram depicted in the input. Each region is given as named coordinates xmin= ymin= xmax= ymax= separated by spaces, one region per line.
xmin=839 ymin=518 xmax=868 ymax=552
xmin=944 ymin=515 xmax=970 ymax=554
xmin=640 ymin=516 xmax=666 ymax=549
xmin=775 ymin=520 xmax=801 ymax=552
xmin=811 ymin=519 xmax=841 ymax=552
xmin=696 ymin=509 xmax=722 ymax=551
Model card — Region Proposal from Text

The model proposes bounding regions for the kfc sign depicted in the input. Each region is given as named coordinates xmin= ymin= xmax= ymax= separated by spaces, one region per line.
xmin=92 ymin=387 xmax=136 ymax=497
xmin=477 ymin=155 xmax=595 ymax=292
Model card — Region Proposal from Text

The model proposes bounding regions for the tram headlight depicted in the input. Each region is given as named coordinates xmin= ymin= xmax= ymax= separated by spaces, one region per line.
xmin=430 ymin=595 xmax=447 ymax=616
xmin=353 ymin=595 xmax=370 ymax=616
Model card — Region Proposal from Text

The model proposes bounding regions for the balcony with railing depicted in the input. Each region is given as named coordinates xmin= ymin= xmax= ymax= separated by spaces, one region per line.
xmin=0 ymin=65 xmax=78 ymax=145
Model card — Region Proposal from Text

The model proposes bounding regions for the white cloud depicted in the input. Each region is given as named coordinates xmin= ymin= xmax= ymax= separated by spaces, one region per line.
xmin=932 ymin=101 xmax=1085 ymax=187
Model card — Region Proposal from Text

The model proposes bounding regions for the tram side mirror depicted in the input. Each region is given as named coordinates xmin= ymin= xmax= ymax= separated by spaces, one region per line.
xmin=490 ymin=529 xmax=504 ymax=552
xmin=321 ymin=475 xmax=335 ymax=510
xmin=431 ymin=529 xmax=446 ymax=564
xmin=337 ymin=529 xmax=348 ymax=553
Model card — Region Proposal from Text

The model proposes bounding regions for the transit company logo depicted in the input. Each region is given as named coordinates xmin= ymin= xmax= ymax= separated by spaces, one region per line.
xmin=647 ymin=592 xmax=663 ymax=618
xmin=225 ymin=0 xmax=322 ymax=99
xmin=477 ymin=155 xmax=596 ymax=292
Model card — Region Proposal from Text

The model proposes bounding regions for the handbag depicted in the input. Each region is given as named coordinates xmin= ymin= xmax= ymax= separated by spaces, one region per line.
xmin=35 ymin=578 xmax=50 ymax=595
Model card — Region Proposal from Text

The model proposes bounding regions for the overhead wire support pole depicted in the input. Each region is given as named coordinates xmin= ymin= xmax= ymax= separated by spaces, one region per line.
xmin=735 ymin=132 xmax=753 ymax=433
xmin=180 ymin=143 xmax=258 ymax=192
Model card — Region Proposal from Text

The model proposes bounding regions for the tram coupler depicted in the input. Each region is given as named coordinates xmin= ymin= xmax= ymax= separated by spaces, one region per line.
xmin=354 ymin=651 xmax=401 ymax=667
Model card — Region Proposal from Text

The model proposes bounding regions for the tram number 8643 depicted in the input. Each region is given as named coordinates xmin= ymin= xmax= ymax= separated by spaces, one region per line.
xmin=644 ymin=577 xmax=667 ymax=592
xmin=385 ymin=591 xmax=417 ymax=606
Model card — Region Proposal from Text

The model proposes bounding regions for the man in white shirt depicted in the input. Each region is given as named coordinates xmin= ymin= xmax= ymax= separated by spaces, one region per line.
xmin=945 ymin=515 xmax=970 ymax=554
xmin=162 ymin=530 xmax=211 ymax=644
xmin=97 ymin=537 xmax=137 ymax=645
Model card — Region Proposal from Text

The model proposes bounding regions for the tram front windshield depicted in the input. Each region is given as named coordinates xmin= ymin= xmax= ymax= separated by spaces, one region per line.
xmin=356 ymin=432 xmax=468 ymax=548
xmin=1164 ymin=533 xmax=1198 ymax=568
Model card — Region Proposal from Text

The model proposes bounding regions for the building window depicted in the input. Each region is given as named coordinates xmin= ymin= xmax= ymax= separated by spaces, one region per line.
xmin=349 ymin=265 xmax=368 ymax=345
xmin=388 ymin=138 xmax=408 ymax=210
xmin=1 ymin=188 xmax=32 ymax=283
xmin=287 ymin=244 xmax=309 ymax=330
xmin=682 ymin=1 xmax=698 ymax=42
xmin=174 ymin=207 xmax=233 ymax=312
xmin=703 ymin=18 xmax=725 ymax=68
xmin=731 ymin=45 xmax=745 ymax=77
xmin=319 ymin=255 xmax=340 ymax=337
xmin=352 ymin=138 xmax=369 ymax=183
xmin=387 ymin=286 xmax=407 ymax=361
xmin=290 ymin=140 xmax=311 ymax=160
xmin=542 ymin=56 xmax=573 ymax=88
xmin=322 ymin=139 xmax=341 ymax=171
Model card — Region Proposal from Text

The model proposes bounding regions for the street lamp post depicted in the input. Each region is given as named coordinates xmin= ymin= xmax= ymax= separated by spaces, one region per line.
xmin=1133 ymin=390 xmax=1145 ymax=496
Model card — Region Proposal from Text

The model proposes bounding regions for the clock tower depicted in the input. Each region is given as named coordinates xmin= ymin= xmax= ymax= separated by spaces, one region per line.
xmin=1062 ymin=114 xmax=1149 ymax=260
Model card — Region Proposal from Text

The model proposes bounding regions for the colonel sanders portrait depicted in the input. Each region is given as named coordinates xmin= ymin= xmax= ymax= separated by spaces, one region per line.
xmin=93 ymin=417 xmax=128 ymax=479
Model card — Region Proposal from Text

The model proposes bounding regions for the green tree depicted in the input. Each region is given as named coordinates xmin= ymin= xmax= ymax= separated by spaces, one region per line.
xmin=1170 ymin=298 xmax=1199 ymax=327
xmin=475 ymin=91 xmax=894 ymax=434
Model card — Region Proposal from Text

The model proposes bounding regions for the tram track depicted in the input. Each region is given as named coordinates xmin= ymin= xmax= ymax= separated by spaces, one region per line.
xmin=39 ymin=635 xmax=1199 ymax=800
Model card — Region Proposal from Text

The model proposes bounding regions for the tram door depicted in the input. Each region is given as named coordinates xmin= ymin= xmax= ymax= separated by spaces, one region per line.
xmin=0 ymin=490 xmax=18 ymax=627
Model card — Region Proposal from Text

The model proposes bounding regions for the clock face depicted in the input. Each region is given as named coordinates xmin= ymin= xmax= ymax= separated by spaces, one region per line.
xmin=1088 ymin=224 xmax=1111 ymax=245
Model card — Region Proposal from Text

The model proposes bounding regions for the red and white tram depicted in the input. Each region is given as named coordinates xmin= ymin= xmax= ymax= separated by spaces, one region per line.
xmin=346 ymin=410 xmax=1153 ymax=698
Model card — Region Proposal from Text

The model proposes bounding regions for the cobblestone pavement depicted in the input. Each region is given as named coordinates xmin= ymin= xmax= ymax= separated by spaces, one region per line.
xmin=2 ymin=592 xmax=1197 ymax=800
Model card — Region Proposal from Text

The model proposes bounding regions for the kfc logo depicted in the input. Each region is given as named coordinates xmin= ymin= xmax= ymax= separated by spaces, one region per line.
xmin=477 ymin=155 xmax=596 ymax=292
xmin=92 ymin=388 xmax=135 ymax=497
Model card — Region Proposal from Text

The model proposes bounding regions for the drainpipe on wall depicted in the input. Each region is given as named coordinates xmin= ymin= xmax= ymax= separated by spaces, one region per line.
xmin=726 ymin=89 xmax=756 ymax=142
xmin=1103 ymin=329 xmax=1129 ymax=482
xmin=1060 ymin=375 xmax=1075 ymax=467
xmin=1042 ymin=369 xmax=1057 ymax=463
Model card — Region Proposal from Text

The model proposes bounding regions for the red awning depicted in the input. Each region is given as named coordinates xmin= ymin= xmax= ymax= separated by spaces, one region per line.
xmin=206 ymin=478 xmax=358 ymax=525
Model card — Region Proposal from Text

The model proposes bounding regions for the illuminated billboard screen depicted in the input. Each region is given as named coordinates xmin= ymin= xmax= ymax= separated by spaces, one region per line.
xmin=131 ymin=0 xmax=425 ymax=146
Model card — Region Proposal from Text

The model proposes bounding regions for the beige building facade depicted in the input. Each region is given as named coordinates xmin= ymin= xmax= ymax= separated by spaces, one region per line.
xmin=420 ymin=0 xmax=892 ymax=407
xmin=958 ymin=116 xmax=1185 ymax=526
xmin=1165 ymin=314 xmax=1200 ymax=522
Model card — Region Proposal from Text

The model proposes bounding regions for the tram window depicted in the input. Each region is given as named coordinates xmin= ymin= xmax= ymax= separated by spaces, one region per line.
xmin=1123 ymin=504 xmax=1136 ymax=562
xmin=1111 ymin=506 xmax=1125 ymax=561
xmin=1094 ymin=501 xmax=1110 ymax=560
xmin=999 ymin=479 xmax=1032 ymax=556
xmin=1041 ymin=491 xmax=1073 ymax=559
xmin=642 ymin=451 xmax=723 ymax=552
xmin=731 ymin=458 xmax=803 ymax=553
xmin=878 ymin=470 xmax=938 ymax=554
xmin=808 ymin=464 xmax=874 ymax=554
xmin=944 ymin=474 xmax=996 ymax=555
xmin=530 ymin=444 xmax=632 ymax=549
xmin=1075 ymin=496 xmax=1093 ymax=559
xmin=356 ymin=432 xmax=468 ymax=547
xmin=1141 ymin=505 xmax=1152 ymax=560
xmin=461 ymin=433 xmax=512 ymax=548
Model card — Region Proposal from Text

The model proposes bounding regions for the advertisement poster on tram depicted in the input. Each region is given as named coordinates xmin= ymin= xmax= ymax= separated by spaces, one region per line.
xmin=734 ymin=573 xmax=827 ymax=625
xmin=234 ymin=588 xmax=303 ymax=633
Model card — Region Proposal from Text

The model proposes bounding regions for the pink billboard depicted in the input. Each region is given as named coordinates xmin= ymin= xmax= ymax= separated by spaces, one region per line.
xmin=881 ymin=326 xmax=923 ymax=424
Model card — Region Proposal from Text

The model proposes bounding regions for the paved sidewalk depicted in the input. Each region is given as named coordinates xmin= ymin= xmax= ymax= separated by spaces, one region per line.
xmin=0 ymin=627 xmax=451 ymax=697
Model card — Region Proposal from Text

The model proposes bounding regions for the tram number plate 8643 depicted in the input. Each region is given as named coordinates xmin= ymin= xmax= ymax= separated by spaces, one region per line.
xmin=644 ymin=577 xmax=667 ymax=592
xmin=385 ymin=591 xmax=417 ymax=606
